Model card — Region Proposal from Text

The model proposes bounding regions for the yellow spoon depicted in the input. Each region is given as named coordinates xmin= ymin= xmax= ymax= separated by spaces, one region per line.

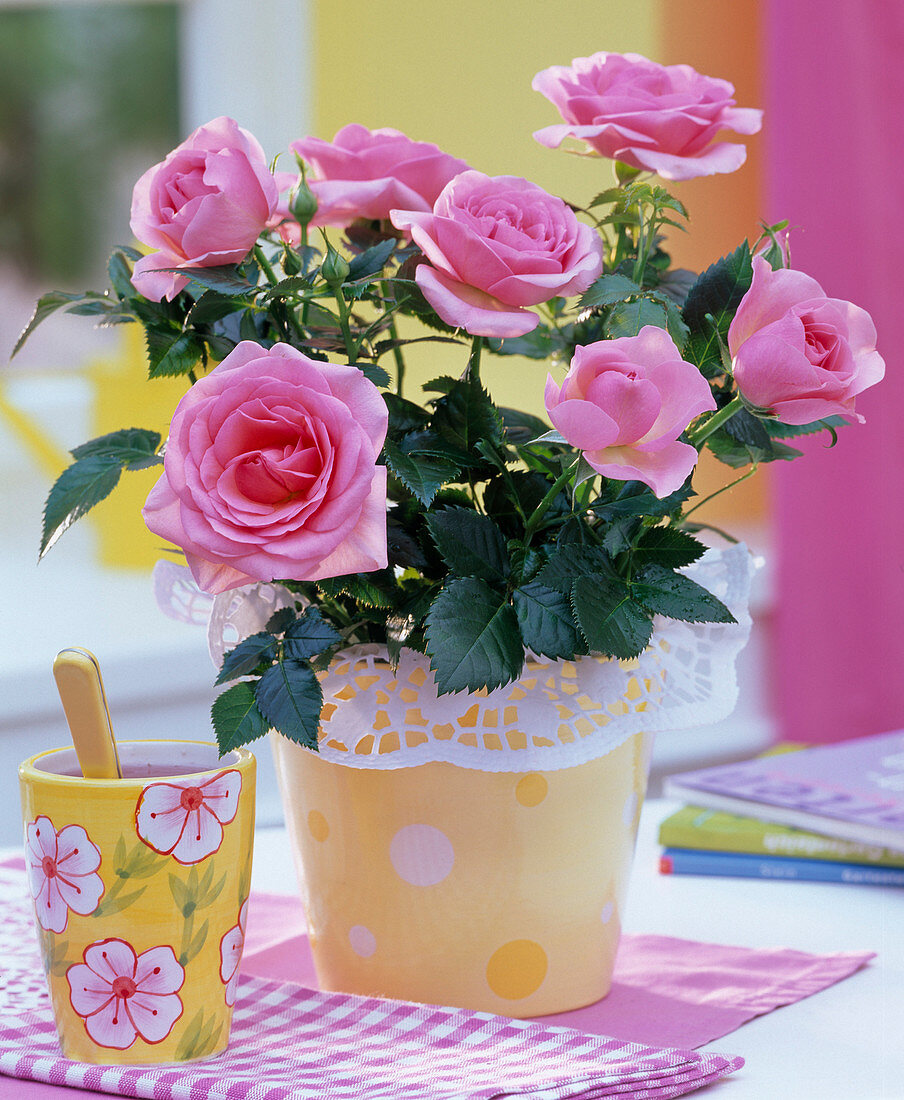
xmin=52 ymin=647 xmax=122 ymax=779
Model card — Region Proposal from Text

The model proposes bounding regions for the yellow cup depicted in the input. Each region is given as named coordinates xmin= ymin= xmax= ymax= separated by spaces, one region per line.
xmin=18 ymin=740 xmax=255 ymax=1064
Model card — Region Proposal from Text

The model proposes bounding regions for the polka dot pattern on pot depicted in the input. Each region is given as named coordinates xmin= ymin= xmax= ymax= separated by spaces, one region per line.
xmin=278 ymin=731 xmax=651 ymax=1016
xmin=389 ymin=824 xmax=455 ymax=886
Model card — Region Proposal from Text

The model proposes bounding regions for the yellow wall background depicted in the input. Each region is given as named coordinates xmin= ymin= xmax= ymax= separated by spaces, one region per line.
xmin=92 ymin=0 xmax=767 ymax=568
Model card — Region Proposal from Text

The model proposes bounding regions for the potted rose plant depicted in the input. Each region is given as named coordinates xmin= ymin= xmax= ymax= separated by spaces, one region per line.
xmin=15 ymin=51 xmax=883 ymax=1014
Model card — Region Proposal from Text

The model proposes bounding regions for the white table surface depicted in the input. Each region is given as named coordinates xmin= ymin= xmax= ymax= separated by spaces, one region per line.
xmin=248 ymin=797 xmax=903 ymax=1100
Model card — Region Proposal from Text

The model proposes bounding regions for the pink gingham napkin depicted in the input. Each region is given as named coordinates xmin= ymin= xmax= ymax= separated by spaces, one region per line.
xmin=242 ymin=895 xmax=875 ymax=1050
xmin=0 ymin=862 xmax=741 ymax=1099
xmin=0 ymin=985 xmax=743 ymax=1100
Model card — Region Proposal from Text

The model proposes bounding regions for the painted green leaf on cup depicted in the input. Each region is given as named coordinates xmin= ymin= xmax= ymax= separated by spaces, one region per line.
xmin=176 ymin=1008 xmax=224 ymax=1062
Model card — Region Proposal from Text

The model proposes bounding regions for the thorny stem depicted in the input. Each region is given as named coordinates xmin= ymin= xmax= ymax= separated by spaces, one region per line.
xmin=253 ymin=245 xmax=278 ymax=286
xmin=465 ymin=334 xmax=483 ymax=381
xmin=682 ymin=465 xmax=759 ymax=519
xmin=382 ymin=282 xmax=407 ymax=396
xmin=523 ymin=463 xmax=575 ymax=546
xmin=687 ymin=395 xmax=744 ymax=448
xmin=332 ymin=289 xmax=358 ymax=365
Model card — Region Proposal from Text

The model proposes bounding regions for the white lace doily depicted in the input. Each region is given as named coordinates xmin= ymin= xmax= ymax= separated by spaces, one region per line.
xmin=204 ymin=544 xmax=754 ymax=773
xmin=153 ymin=560 xmax=213 ymax=627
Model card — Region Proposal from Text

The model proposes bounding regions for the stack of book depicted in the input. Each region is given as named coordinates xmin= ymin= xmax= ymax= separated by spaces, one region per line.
xmin=659 ymin=728 xmax=904 ymax=885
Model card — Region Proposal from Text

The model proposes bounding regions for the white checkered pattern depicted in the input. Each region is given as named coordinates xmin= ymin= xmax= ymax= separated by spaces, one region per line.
xmin=0 ymin=860 xmax=742 ymax=1098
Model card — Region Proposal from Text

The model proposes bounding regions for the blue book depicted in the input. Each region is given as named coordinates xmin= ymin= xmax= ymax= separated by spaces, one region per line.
xmin=659 ymin=847 xmax=904 ymax=886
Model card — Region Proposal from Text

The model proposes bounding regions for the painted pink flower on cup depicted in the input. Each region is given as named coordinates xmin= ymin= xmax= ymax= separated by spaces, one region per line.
xmin=136 ymin=770 xmax=242 ymax=865
xmin=142 ymin=341 xmax=388 ymax=595
xmin=391 ymin=171 xmax=603 ymax=337
xmin=219 ymin=898 xmax=248 ymax=1006
xmin=545 ymin=327 xmax=716 ymax=497
xmin=26 ymin=816 xmax=104 ymax=934
xmin=67 ymin=938 xmax=184 ymax=1050
xmin=130 ymin=116 xmax=279 ymax=301
xmin=533 ymin=52 xmax=762 ymax=181
xmin=729 ymin=256 xmax=885 ymax=424
xmin=291 ymin=124 xmax=470 ymax=229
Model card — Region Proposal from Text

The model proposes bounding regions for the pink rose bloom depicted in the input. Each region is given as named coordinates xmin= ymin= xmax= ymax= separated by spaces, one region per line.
xmin=136 ymin=769 xmax=242 ymax=864
xmin=729 ymin=256 xmax=885 ymax=424
xmin=219 ymin=898 xmax=248 ymax=1006
xmin=67 ymin=938 xmax=184 ymax=1049
xmin=532 ymin=52 xmax=762 ymax=181
xmin=545 ymin=327 xmax=716 ymax=497
xmin=290 ymin=123 xmax=470 ymax=228
xmin=130 ymin=116 xmax=279 ymax=301
xmin=391 ymin=171 xmax=603 ymax=338
xmin=143 ymin=342 xmax=388 ymax=595
xmin=26 ymin=816 xmax=104 ymax=933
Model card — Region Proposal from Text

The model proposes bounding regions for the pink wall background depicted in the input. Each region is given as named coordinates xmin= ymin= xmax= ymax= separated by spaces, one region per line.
xmin=766 ymin=2 xmax=904 ymax=742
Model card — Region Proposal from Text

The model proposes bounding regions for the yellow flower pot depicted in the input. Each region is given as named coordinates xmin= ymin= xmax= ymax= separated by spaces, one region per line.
xmin=19 ymin=740 xmax=255 ymax=1064
xmin=272 ymin=710 xmax=650 ymax=1017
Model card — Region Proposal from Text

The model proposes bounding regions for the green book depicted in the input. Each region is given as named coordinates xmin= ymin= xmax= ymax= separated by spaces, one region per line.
xmin=658 ymin=804 xmax=904 ymax=867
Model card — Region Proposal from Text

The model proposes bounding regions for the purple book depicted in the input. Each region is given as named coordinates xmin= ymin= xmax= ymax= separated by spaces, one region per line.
xmin=664 ymin=728 xmax=904 ymax=854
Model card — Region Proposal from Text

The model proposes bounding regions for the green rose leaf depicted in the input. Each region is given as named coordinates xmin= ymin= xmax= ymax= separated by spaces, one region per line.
xmin=425 ymin=577 xmax=524 ymax=694
xmin=513 ymin=581 xmax=585 ymax=659
xmin=70 ymin=428 xmax=162 ymax=471
xmin=497 ymin=407 xmax=553 ymax=445
xmin=187 ymin=290 xmax=248 ymax=325
xmin=655 ymin=267 xmax=698 ymax=308
xmin=40 ymin=455 xmax=124 ymax=558
xmin=591 ymin=479 xmax=694 ymax=521
xmin=706 ymin=432 xmax=765 ymax=469
xmin=724 ymin=407 xmax=773 ymax=448
xmin=255 ymin=658 xmax=323 ymax=750
xmin=346 ymin=237 xmax=396 ymax=282
xmin=765 ymin=414 xmax=847 ymax=440
xmin=604 ymin=296 xmax=670 ymax=339
xmin=486 ymin=327 xmax=560 ymax=360
xmin=483 ymin=470 xmax=566 ymax=536
xmin=384 ymin=393 xmax=431 ymax=435
xmin=425 ymin=507 xmax=510 ymax=582
xmin=283 ymin=608 xmax=343 ymax=660
xmin=215 ymin=632 xmax=279 ymax=685
xmin=108 ymin=247 xmax=142 ymax=299
xmin=266 ymin=607 xmax=298 ymax=634
xmin=683 ymin=240 xmax=753 ymax=334
xmin=317 ymin=570 xmax=398 ymax=608
xmin=572 ymin=574 xmax=654 ymax=659
xmin=357 ymin=363 xmax=391 ymax=388
xmin=177 ymin=266 xmax=255 ymax=296
xmin=632 ymin=564 xmax=736 ymax=623
xmin=145 ymin=329 xmax=203 ymax=379
xmin=632 ymin=526 xmax=707 ymax=570
xmin=211 ymin=681 xmax=270 ymax=754
xmin=602 ymin=516 xmax=642 ymax=558
xmin=430 ymin=373 xmax=503 ymax=456
xmin=579 ymin=272 xmax=642 ymax=310
xmin=13 ymin=291 xmax=106 ymax=357
xmin=536 ymin=545 xmax=614 ymax=594
xmin=384 ymin=438 xmax=459 ymax=506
